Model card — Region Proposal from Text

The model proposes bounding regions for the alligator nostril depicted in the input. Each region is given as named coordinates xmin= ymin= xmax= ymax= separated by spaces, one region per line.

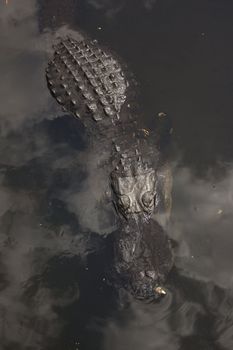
xmin=145 ymin=270 xmax=156 ymax=279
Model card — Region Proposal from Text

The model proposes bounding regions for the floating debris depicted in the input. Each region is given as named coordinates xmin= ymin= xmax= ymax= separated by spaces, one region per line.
xmin=140 ymin=128 xmax=150 ymax=136
xmin=158 ymin=112 xmax=167 ymax=118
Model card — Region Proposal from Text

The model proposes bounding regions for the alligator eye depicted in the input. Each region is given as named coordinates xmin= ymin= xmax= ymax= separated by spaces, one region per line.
xmin=141 ymin=191 xmax=154 ymax=208
xmin=118 ymin=195 xmax=130 ymax=210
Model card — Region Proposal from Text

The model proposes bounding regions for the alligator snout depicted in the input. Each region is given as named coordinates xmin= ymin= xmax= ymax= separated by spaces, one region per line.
xmin=111 ymin=219 xmax=174 ymax=300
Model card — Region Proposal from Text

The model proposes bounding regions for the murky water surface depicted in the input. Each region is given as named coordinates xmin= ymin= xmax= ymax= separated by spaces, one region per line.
xmin=0 ymin=0 xmax=233 ymax=349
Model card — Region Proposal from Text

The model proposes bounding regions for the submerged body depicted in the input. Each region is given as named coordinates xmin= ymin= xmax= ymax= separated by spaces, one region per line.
xmin=46 ymin=36 xmax=173 ymax=299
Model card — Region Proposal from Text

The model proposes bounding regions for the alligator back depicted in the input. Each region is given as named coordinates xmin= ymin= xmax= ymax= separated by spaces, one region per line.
xmin=46 ymin=37 xmax=128 ymax=126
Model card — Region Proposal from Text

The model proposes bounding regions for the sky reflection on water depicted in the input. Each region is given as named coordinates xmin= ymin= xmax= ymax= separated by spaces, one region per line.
xmin=0 ymin=0 xmax=233 ymax=349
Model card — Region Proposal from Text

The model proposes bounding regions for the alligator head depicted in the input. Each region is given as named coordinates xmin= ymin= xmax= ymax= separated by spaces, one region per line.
xmin=110 ymin=160 xmax=173 ymax=300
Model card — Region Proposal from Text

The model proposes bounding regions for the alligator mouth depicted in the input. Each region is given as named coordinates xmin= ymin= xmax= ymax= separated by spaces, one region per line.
xmin=130 ymin=271 xmax=168 ymax=300
xmin=130 ymin=280 xmax=167 ymax=300
xmin=133 ymin=288 xmax=167 ymax=301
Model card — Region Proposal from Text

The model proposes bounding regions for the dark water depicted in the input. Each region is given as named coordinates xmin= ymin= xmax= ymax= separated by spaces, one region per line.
xmin=0 ymin=0 xmax=233 ymax=349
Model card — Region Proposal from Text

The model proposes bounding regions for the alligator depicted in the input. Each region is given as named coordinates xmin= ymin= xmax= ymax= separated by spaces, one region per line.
xmin=46 ymin=36 xmax=173 ymax=300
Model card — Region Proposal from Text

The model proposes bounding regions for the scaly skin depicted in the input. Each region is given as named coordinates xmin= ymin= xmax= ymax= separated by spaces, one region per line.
xmin=46 ymin=36 xmax=173 ymax=299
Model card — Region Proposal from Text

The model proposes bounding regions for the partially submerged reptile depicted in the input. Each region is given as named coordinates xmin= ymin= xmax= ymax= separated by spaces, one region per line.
xmin=46 ymin=36 xmax=173 ymax=299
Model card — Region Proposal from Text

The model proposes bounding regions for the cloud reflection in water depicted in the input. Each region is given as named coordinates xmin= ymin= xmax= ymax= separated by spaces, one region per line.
xmin=0 ymin=0 xmax=233 ymax=349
